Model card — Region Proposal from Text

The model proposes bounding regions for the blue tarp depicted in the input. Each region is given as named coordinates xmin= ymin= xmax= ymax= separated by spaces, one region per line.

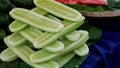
xmin=80 ymin=21 xmax=120 ymax=68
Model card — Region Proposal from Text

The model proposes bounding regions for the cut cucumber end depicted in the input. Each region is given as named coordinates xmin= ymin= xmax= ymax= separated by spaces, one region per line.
xmin=45 ymin=41 xmax=65 ymax=53
xmin=0 ymin=48 xmax=18 ymax=62
xmin=7 ymin=33 xmax=27 ymax=47
xmin=30 ymin=50 xmax=58 ymax=63
xmin=65 ymin=30 xmax=81 ymax=41
xmin=74 ymin=43 xmax=89 ymax=56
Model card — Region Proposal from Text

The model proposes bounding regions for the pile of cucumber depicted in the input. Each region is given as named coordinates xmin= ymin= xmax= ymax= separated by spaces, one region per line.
xmin=0 ymin=0 xmax=89 ymax=68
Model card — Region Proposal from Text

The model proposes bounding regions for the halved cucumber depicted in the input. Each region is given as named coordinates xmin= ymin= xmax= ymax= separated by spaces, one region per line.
xmin=33 ymin=17 xmax=85 ymax=48
xmin=9 ymin=8 xmax=64 ymax=32
xmin=45 ymin=14 xmax=61 ymax=22
xmin=0 ymin=48 xmax=17 ymax=62
xmin=7 ymin=32 xmax=27 ymax=47
xmin=34 ymin=0 xmax=82 ymax=21
xmin=65 ymin=30 xmax=80 ymax=41
xmin=9 ymin=7 xmax=48 ymax=32
xmin=9 ymin=20 xmax=28 ymax=32
xmin=45 ymin=40 xmax=64 ymax=53
xmin=19 ymin=26 xmax=43 ymax=43
xmin=4 ymin=36 xmax=59 ymax=68
xmin=30 ymin=30 xmax=89 ymax=63
xmin=54 ymin=52 xmax=75 ymax=67
xmin=74 ymin=43 xmax=89 ymax=56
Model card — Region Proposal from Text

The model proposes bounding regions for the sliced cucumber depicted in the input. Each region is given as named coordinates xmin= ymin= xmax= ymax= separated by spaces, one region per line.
xmin=9 ymin=20 xmax=28 ymax=32
xmin=45 ymin=14 xmax=61 ymax=22
xmin=30 ymin=49 xmax=58 ymax=63
xmin=31 ymin=7 xmax=48 ymax=15
xmin=33 ymin=17 xmax=85 ymax=48
xmin=54 ymin=52 xmax=75 ymax=67
xmin=9 ymin=8 xmax=64 ymax=32
xmin=65 ymin=30 xmax=80 ymax=41
xmin=34 ymin=0 xmax=82 ymax=21
xmin=7 ymin=32 xmax=27 ymax=47
xmin=74 ymin=43 xmax=89 ymax=56
xmin=0 ymin=48 xmax=17 ymax=62
xmin=30 ymin=30 xmax=88 ymax=63
xmin=9 ymin=7 xmax=48 ymax=32
xmin=19 ymin=26 xmax=43 ymax=43
xmin=45 ymin=40 xmax=64 ymax=53
xmin=4 ymin=36 xmax=59 ymax=68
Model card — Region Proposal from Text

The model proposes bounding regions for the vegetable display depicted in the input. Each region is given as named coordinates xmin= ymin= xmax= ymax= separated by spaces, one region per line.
xmin=0 ymin=0 xmax=89 ymax=68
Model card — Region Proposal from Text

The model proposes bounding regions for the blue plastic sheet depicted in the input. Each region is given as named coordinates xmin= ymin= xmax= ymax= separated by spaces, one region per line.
xmin=80 ymin=21 xmax=120 ymax=68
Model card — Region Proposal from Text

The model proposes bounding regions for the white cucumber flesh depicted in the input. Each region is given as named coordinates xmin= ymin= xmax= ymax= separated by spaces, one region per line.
xmin=34 ymin=0 xmax=83 ymax=21
xmin=65 ymin=30 xmax=80 ymax=41
xmin=30 ymin=30 xmax=88 ymax=63
xmin=9 ymin=8 xmax=64 ymax=32
xmin=74 ymin=43 xmax=89 ymax=56
xmin=33 ymin=17 xmax=85 ymax=48
xmin=4 ymin=36 xmax=59 ymax=68
xmin=0 ymin=48 xmax=17 ymax=62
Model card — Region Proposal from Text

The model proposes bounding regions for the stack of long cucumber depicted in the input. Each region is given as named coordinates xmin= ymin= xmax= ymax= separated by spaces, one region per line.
xmin=0 ymin=0 xmax=89 ymax=68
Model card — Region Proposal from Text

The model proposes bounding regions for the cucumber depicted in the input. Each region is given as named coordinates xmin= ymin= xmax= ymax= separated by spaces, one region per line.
xmin=45 ymin=40 xmax=64 ymax=53
xmin=19 ymin=26 xmax=43 ymax=43
xmin=45 ymin=14 xmax=61 ymax=22
xmin=33 ymin=17 xmax=85 ymax=48
xmin=65 ymin=30 xmax=80 ymax=41
xmin=74 ymin=43 xmax=89 ymax=56
xmin=0 ymin=48 xmax=17 ymax=62
xmin=33 ymin=0 xmax=82 ymax=21
xmin=54 ymin=52 xmax=75 ymax=67
xmin=7 ymin=32 xmax=27 ymax=47
xmin=4 ymin=36 xmax=59 ymax=68
xmin=9 ymin=7 xmax=48 ymax=32
xmin=9 ymin=8 xmax=64 ymax=32
xmin=30 ymin=30 xmax=88 ymax=63
xmin=9 ymin=20 xmax=28 ymax=32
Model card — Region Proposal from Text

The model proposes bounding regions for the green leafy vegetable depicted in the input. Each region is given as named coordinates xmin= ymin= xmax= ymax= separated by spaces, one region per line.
xmin=108 ymin=0 xmax=120 ymax=11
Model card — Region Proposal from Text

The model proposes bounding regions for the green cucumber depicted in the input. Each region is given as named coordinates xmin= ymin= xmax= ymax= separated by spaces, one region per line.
xmin=19 ymin=26 xmax=43 ymax=43
xmin=74 ymin=43 xmax=89 ymax=56
xmin=7 ymin=32 xmax=27 ymax=47
xmin=30 ymin=30 xmax=88 ymax=63
xmin=0 ymin=48 xmax=17 ymax=62
xmin=65 ymin=30 xmax=80 ymax=41
xmin=4 ymin=36 xmax=59 ymax=68
xmin=34 ymin=0 xmax=82 ymax=21
xmin=54 ymin=52 xmax=75 ymax=67
xmin=9 ymin=7 xmax=48 ymax=32
xmin=9 ymin=8 xmax=64 ymax=32
xmin=45 ymin=40 xmax=64 ymax=53
xmin=33 ymin=17 xmax=85 ymax=48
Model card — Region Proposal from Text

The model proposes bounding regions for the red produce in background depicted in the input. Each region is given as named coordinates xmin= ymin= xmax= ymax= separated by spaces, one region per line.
xmin=56 ymin=0 xmax=107 ymax=5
